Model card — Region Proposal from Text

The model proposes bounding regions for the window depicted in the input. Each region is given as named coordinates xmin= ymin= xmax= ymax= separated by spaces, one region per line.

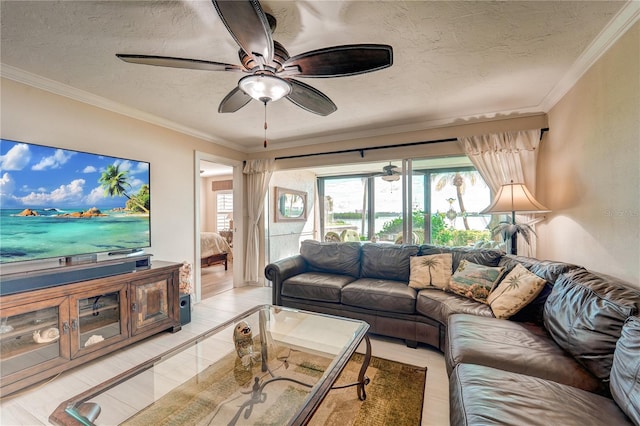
xmin=373 ymin=175 xmax=404 ymax=241
xmin=216 ymin=191 xmax=233 ymax=230
xmin=320 ymin=177 xmax=368 ymax=241
xmin=424 ymin=169 xmax=491 ymax=246
xmin=318 ymin=157 xmax=492 ymax=247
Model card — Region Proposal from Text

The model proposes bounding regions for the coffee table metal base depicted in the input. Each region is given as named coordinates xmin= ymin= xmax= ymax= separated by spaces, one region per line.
xmin=330 ymin=334 xmax=371 ymax=400
xmin=217 ymin=335 xmax=372 ymax=425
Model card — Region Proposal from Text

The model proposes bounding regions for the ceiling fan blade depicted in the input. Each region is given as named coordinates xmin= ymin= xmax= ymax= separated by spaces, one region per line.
xmin=212 ymin=0 xmax=273 ymax=64
xmin=218 ymin=87 xmax=253 ymax=113
xmin=283 ymin=44 xmax=393 ymax=78
xmin=116 ymin=54 xmax=243 ymax=72
xmin=285 ymin=79 xmax=337 ymax=116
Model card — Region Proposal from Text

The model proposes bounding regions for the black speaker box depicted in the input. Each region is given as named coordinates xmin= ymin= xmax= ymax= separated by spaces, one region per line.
xmin=179 ymin=293 xmax=191 ymax=325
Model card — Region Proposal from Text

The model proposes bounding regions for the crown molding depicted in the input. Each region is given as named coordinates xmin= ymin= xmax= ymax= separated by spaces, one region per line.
xmin=0 ymin=64 xmax=247 ymax=152
xmin=540 ymin=1 xmax=640 ymax=112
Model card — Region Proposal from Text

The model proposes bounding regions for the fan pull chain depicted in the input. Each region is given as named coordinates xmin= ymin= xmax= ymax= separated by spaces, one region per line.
xmin=263 ymin=101 xmax=268 ymax=148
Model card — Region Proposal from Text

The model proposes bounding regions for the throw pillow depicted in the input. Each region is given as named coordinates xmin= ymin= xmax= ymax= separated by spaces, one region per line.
xmin=487 ymin=263 xmax=546 ymax=319
xmin=408 ymin=254 xmax=453 ymax=290
xmin=449 ymin=259 xmax=505 ymax=304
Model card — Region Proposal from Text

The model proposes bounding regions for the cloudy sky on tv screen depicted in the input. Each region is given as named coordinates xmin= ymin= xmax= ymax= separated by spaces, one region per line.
xmin=0 ymin=139 xmax=150 ymax=263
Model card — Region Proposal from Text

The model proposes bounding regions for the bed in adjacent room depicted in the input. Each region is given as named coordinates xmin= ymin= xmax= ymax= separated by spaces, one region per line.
xmin=200 ymin=232 xmax=232 ymax=269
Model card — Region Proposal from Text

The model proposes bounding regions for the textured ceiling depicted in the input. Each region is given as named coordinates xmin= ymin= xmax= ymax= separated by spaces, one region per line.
xmin=0 ymin=1 xmax=632 ymax=152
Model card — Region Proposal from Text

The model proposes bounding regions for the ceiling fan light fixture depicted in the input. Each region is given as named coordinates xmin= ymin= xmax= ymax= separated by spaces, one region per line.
xmin=238 ymin=74 xmax=291 ymax=103
xmin=381 ymin=174 xmax=400 ymax=182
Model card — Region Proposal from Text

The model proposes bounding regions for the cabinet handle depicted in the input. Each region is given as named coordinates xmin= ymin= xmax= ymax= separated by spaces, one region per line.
xmin=131 ymin=303 xmax=137 ymax=312
xmin=62 ymin=321 xmax=70 ymax=334
xmin=71 ymin=319 xmax=78 ymax=331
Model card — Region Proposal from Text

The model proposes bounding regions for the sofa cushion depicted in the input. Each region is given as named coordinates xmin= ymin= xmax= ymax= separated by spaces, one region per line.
xmin=487 ymin=263 xmax=546 ymax=319
xmin=610 ymin=316 xmax=640 ymax=425
xmin=281 ymin=272 xmax=356 ymax=303
xmin=418 ymin=245 xmax=503 ymax=272
xmin=499 ymin=254 xmax=583 ymax=324
xmin=450 ymin=363 xmax=634 ymax=426
xmin=360 ymin=243 xmax=418 ymax=282
xmin=408 ymin=253 xmax=452 ymax=290
xmin=446 ymin=314 xmax=602 ymax=393
xmin=544 ymin=269 xmax=640 ymax=384
xmin=299 ymin=240 xmax=361 ymax=277
xmin=341 ymin=278 xmax=417 ymax=314
xmin=449 ymin=260 xmax=505 ymax=304
xmin=416 ymin=289 xmax=493 ymax=325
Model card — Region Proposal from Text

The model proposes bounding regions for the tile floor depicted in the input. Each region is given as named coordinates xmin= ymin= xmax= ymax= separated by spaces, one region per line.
xmin=0 ymin=286 xmax=449 ymax=425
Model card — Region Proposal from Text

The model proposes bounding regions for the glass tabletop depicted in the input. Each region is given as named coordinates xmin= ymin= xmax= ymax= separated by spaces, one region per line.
xmin=51 ymin=305 xmax=369 ymax=426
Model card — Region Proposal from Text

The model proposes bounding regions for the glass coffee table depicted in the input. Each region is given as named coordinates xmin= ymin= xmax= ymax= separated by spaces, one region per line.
xmin=50 ymin=305 xmax=371 ymax=426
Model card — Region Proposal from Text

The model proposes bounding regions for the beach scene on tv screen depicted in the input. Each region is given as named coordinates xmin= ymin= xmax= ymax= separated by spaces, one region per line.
xmin=0 ymin=139 xmax=150 ymax=263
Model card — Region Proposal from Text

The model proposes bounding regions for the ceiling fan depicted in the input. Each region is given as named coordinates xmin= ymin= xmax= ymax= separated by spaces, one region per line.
xmin=116 ymin=0 xmax=393 ymax=117
xmin=378 ymin=162 xmax=401 ymax=182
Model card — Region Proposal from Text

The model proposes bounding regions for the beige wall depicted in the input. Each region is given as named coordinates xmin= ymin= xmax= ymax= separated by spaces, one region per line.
xmin=537 ymin=22 xmax=639 ymax=285
xmin=1 ymin=78 xmax=244 ymax=270
xmin=267 ymin=170 xmax=318 ymax=264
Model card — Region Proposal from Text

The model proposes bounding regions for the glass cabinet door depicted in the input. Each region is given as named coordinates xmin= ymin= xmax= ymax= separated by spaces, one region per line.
xmin=0 ymin=297 xmax=70 ymax=381
xmin=70 ymin=284 xmax=127 ymax=357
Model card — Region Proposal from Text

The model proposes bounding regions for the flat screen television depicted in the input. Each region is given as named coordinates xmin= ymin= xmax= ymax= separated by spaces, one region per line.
xmin=0 ymin=139 xmax=151 ymax=266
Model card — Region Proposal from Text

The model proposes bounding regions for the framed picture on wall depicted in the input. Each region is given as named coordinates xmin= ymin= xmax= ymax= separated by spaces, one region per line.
xmin=275 ymin=187 xmax=307 ymax=222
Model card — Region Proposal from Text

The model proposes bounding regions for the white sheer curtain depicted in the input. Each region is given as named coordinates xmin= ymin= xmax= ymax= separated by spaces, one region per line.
xmin=243 ymin=159 xmax=275 ymax=283
xmin=458 ymin=129 xmax=542 ymax=257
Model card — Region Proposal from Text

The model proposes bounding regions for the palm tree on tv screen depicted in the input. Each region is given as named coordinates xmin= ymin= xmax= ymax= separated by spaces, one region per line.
xmin=99 ymin=164 xmax=149 ymax=213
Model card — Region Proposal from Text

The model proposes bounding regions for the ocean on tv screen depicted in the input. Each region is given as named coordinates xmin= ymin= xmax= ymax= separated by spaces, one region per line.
xmin=0 ymin=139 xmax=150 ymax=264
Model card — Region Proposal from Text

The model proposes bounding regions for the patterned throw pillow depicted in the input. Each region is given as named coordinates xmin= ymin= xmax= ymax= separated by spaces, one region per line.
xmin=409 ymin=254 xmax=453 ymax=290
xmin=449 ymin=259 xmax=505 ymax=304
xmin=487 ymin=263 xmax=546 ymax=319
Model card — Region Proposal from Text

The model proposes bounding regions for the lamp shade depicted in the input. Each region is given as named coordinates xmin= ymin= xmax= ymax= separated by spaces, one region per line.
xmin=238 ymin=74 xmax=291 ymax=103
xmin=481 ymin=181 xmax=550 ymax=214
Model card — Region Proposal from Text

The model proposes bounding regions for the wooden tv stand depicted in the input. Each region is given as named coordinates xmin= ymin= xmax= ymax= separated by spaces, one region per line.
xmin=0 ymin=260 xmax=182 ymax=397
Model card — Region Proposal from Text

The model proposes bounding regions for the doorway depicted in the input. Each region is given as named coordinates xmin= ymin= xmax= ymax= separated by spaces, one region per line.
xmin=194 ymin=153 xmax=243 ymax=303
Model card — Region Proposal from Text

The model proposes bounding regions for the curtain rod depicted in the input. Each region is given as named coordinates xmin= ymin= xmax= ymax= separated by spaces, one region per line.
xmin=275 ymin=137 xmax=455 ymax=160
xmin=540 ymin=127 xmax=549 ymax=140
xmin=275 ymin=128 xmax=549 ymax=161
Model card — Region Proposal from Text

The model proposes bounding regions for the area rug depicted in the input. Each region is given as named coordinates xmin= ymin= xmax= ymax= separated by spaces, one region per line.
xmin=122 ymin=350 xmax=426 ymax=426
xmin=309 ymin=353 xmax=426 ymax=426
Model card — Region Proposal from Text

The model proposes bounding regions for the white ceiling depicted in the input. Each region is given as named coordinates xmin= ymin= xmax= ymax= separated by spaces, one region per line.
xmin=199 ymin=160 xmax=232 ymax=178
xmin=1 ymin=1 xmax=635 ymax=153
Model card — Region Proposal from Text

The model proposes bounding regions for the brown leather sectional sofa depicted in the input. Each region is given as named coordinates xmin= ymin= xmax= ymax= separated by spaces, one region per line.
xmin=265 ymin=240 xmax=640 ymax=425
